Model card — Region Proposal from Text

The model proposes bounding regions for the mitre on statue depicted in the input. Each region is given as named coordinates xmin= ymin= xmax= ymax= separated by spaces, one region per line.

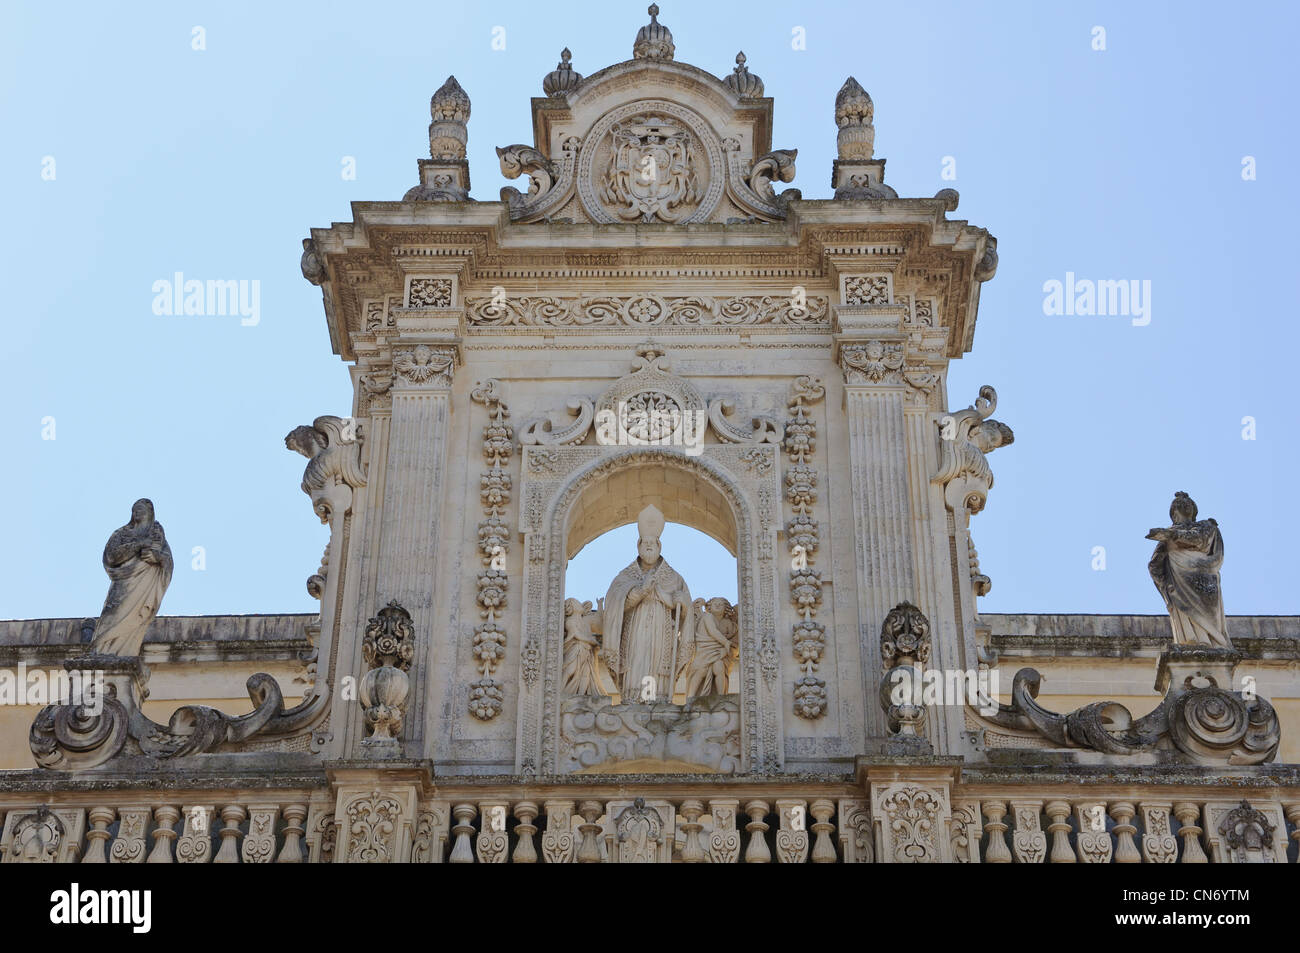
xmin=638 ymin=503 xmax=665 ymax=542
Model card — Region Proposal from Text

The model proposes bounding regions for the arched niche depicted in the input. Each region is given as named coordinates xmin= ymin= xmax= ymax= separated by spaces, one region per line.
xmin=565 ymin=459 xmax=738 ymax=559
xmin=514 ymin=444 xmax=784 ymax=777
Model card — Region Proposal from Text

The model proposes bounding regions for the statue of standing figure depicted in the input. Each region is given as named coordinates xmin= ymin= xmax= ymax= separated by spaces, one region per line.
xmin=1147 ymin=491 xmax=1231 ymax=648
xmin=89 ymin=498 xmax=174 ymax=657
xmin=602 ymin=504 xmax=694 ymax=703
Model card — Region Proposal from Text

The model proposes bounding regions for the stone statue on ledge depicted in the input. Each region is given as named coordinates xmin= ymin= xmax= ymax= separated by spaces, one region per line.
xmin=1147 ymin=491 xmax=1231 ymax=648
xmin=89 ymin=499 xmax=173 ymax=658
xmin=602 ymin=504 xmax=694 ymax=702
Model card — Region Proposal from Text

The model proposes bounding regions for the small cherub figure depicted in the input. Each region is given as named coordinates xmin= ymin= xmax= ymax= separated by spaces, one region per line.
xmin=562 ymin=598 xmax=605 ymax=696
xmin=683 ymin=597 xmax=738 ymax=697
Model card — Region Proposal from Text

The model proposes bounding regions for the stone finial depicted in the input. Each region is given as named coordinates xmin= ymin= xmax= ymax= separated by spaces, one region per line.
xmin=360 ymin=601 xmax=415 ymax=754
xmin=633 ymin=4 xmax=674 ymax=61
xmin=724 ymin=51 xmax=764 ymax=97
xmin=878 ymin=602 xmax=933 ymax=745
xmin=429 ymin=75 xmax=470 ymax=160
xmin=835 ymin=76 xmax=875 ymax=159
xmin=543 ymin=47 xmax=583 ymax=96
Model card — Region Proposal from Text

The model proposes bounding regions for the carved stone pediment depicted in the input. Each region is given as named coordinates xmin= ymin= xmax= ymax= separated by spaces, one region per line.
xmin=497 ymin=38 xmax=798 ymax=224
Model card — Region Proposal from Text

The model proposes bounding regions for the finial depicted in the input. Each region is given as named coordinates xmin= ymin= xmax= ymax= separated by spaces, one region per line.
xmin=543 ymin=47 xmax=583 ymax=96
xmin=724 ymin=49 xmax=764 ymax=97
xmin=633 ymin=3 xmax=675 ymax=60
xmin=835 ymin=76 xmax=874 ymax=159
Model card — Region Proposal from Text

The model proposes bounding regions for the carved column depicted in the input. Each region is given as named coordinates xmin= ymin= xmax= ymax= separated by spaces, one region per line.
xmin=834 ymin=300 xmax=914 ymax=740
xmin=366 ymin=338 xmax=458 ymax=755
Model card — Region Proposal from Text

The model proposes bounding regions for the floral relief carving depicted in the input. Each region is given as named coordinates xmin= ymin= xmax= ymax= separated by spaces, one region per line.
xmin=879 ymin=786 xmax=944 ymax=863
xmin=844 ymin=274 xmax=890 ymax=305
xmin=465 ymin=293 xmax=828 ymax=329
xmin=468 ymin=379 xmax=512 ymax=720
xmin=784 ymin=376 xmax=827 ymax=717
xmin=343 ymin=791 xmax=403 ymax=863
xmin=407 ymin=277 xmax=453 ymax=308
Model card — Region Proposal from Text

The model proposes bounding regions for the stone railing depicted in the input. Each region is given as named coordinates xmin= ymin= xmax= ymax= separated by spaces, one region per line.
xmin=0 ymin=777 xmax=1296 ymax=862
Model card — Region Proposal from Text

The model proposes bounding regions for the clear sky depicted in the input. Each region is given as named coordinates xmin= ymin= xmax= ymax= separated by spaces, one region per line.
xmin=2 ymin=1 xmax=1296 ymax=622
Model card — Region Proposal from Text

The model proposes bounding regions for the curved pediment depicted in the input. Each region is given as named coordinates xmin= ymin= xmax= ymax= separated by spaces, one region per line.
xmin=495 ymin=7 xmax=800 ymax=225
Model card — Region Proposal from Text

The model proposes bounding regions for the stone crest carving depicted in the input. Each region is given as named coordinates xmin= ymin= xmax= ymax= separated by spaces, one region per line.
xmin=579 ymin=101 xmax=724 ymax=224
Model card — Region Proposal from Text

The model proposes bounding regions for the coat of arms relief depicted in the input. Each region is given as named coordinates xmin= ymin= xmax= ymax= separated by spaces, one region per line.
xmin=599 ymin=113 xmax=703 ymax=222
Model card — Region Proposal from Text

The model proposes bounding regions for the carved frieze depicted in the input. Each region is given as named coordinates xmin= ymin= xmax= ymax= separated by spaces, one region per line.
xmin=465 ymin=293 xmax=828 ymax=329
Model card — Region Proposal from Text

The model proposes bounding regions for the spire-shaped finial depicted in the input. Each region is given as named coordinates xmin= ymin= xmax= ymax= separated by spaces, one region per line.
xmin=835 ymin=76 xmax=874 ymax=159
xmin=633 ymin=3 xmax=675 ymax=61
xmin=428 ymin=75 xmax=470 ymax=161
xmin=724 ymin=50 xmax=764 ymax=97
xmin=543 ymin=46 xmax=583 ymax=96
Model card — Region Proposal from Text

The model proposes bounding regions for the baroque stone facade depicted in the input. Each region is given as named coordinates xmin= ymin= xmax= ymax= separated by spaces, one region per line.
xmin=1 ymin=5 xmax=1298 ymax=866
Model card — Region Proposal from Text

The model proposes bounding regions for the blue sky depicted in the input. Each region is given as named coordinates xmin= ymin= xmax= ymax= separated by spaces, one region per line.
xmin=2 ymin=1 xmax=1296 ymax=621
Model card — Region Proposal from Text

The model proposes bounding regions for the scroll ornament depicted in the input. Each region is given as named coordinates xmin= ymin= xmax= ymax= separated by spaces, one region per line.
xmin=30 ymin=500 xmax=319 ymax=769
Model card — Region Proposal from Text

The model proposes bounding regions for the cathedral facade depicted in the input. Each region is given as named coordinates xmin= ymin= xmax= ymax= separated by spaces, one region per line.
xmin=1 ymin=6 xmax=1297 ymax=865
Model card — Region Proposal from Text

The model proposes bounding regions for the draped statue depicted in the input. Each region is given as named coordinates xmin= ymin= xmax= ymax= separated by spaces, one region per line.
xmin=562 ymin=598 xmax=605 ymax=696
xmin=602 ymin=505 xmax=694 ymax=702
xmin=90 ymin=499 xmax=174 ymax=657
xmin=1147 ymin=491 xmax=1231 ymax=648
xmin=682 ymin=597 xmax=738 ymax=696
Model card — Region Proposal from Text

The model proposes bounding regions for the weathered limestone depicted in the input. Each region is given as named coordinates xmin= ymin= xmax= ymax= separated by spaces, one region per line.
xmin=2 ymin=4 xmax=1296 ymax=865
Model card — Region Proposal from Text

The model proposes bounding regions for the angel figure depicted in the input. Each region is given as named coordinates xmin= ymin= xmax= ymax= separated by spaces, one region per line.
xmin=562 ymin=598 xmax=605 ymax=696
xmin=682 ymin=597 xmax=738 ymax=697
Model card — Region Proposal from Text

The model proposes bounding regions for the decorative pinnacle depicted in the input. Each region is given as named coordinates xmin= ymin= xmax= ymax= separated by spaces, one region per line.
xmin=724 ymin=49 xmax=764 ymax=97
xmin=543 ymin=46 xmax=582 ymax=96
xmin=633 ymin=3 xmax=675 ymax=61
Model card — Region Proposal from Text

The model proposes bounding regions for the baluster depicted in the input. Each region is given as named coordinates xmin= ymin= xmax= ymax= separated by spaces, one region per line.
xmin=277 ymin=804 xmax=307 ymax=863
xmin=212 ymin=805 xmax=246 ymax=864
xmin=809 ymin=799 xmax=837 ymax=863
xmin=743 ymin=800 xmax=771 ymax=863
xmin=146 ymin=806 xmax=179 ymax=863
xmin=679 ymin=800 xmax=706 ymax=863
xmin=242 ymin=804 xmax=280 ymax=863
xmin=982 ymin=801 xmax=1012 ymax=863
xmin=575 ymin=800 xmax=604 ymax=863
xmin=476 ymin=801 xmax=509 ymax=863
xmin=1284 ymin=803 xmax=1300 ymax=864
xmin=540 ymin=800 xmax=575 ymax=863
xmin=177 ymin=805 xmax=214 ymax=864
xmin=1044 ymin=801 xmax=1075 ymax=864
xmin=707 ymin=798 xmax=741 ymax=863
xmin=82 ymin=807 xmax=115 ymax=864
xmin=774 ymin=799 xmax=809 ymax=863
xmin=1074 ymin=802 xmax=1112 ymax=863
xmin=1173 ymin=802 xmax=1207 ymax=863
xmin=1109 ymin=801 xmax=1140 ymax=863
xmin=448 ymin=803 xmax=477 ymax=863
xmin=512 ymin=801 xmax=538 ymax=864
xmin=1139 ymin=802 xmax=1178 ymax=864
xmin=110 ymin=806 xmax=150 ymax=863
